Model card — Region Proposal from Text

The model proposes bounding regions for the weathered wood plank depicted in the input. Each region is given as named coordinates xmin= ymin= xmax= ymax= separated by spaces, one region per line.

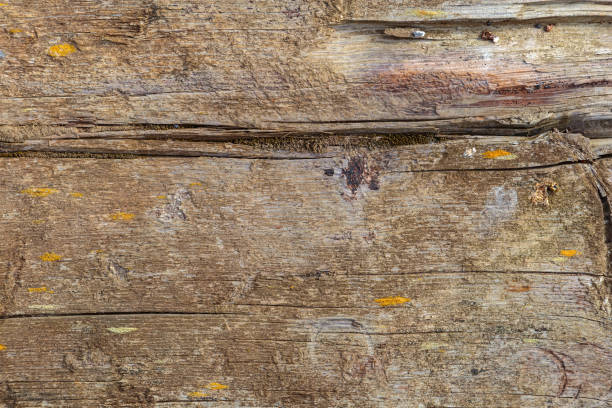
xmin=0 ymin=132 xmax=610 ymax=406
xmin=0 ymin=311 xmax=610 ymax=407
xmin=0 ymin=133 xmax=607 ymax=316
xmin=345 ymin=0 xmax=612 ymax=22
xmin=0 ymin=1 xmax=609 ymax=135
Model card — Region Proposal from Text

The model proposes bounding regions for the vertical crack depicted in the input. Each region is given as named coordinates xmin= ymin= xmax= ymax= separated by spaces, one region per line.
xmin=588 ymin=164 xmax=612 ymax=277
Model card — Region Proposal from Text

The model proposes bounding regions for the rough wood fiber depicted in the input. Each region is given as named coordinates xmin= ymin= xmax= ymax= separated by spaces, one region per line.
xmin=0 ymin=0 xmax=610 ymax=406
xmin=0 ymin=0 xmax=609 ymax=136
xmin=0 ymin=133 xmax=610 ymax=406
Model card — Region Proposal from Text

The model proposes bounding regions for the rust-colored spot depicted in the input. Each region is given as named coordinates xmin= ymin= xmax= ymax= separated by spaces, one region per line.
xmin=374 ymin=69 xmax=490 ymax=109
xmin=0 ymin=344 xmax=6 ymax=351
xmin=560 ymin=250 xmax=579 ymax=257
xmin=507 ymin=285 xmax=530 ymax=292
xmin=375 ymin=296 xmax=411 ymax=306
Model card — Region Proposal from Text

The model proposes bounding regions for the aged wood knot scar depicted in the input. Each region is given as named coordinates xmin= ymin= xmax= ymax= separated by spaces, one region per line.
xmin=530 ymin=179 xmax=559 ymax=206
xmin=480 ymin=30 xmax=499 ymax=43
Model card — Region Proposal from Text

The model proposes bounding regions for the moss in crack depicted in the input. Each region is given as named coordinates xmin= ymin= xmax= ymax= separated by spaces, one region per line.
xmin=231 ymin=133 xmax=442 ymax=153
xmin=0 ymin=151 xmax=139 ymax=159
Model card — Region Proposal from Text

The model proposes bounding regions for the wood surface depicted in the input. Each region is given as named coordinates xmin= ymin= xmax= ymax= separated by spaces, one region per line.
xmin=0 ymin=0 xmax=609 ymax=137
xmin=0 ymin=0 xmax=611 ymax=406
xmin=0 ymin=132 xmax=611 ymax=407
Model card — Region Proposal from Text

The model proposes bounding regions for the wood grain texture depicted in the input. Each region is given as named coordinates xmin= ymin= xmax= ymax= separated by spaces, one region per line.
xmin=0 ymin=132 xmax=610 ymax=406
xmin=0 ymin=0 xmax=609 ymax=136
xmin=0 ymin=0 xmax=610 ymax=405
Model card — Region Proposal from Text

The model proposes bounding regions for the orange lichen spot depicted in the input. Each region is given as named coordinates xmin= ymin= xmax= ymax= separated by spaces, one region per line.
xmin=206 ymin=382 xmax=228 ymax=390
xmin=21 ymin=187 xmax=58 ymax=197
xmin=374 ymin=296 xmax=411 ymax=307
xmin=110 ymin=212 xmax=134 ymax=221
xmin=0 ymin=344 xmax=5 ymax=351
xmin=40 ymin=252 xmax=62 ymax=262
xmin=189 ymin=182 xmax=202 ymax=186
xmin=47 ymin=43 xmax=76 ymax=57
xmin=95 ymin=249 xmax=104 ymax=254
xmin=70 ymin=192 xmax=83 ymax=198
xmin=8 ymin=28 xmax=22 ymax=34
xmin=560 ymin=250 xmax=579 ymax=257
xmin=187 ymin=391 xmax=208 ymax=398
xmin=28 ymin=287 xmax=54 ymax=294
xmin=482 ymin=149 xmax=513 ymax=159
xmin=290 ymin=285 xmax=295 ymax=289
xmin=507 ymin=285 xmax=530 ymax=292
xmin=155 ymin=195 xmax=167 ymax=199
xmin=412 ymin=9 xmax=443 ymax=18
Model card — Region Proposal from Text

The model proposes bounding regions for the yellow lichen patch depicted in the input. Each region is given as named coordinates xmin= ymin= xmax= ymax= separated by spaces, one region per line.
xmin=560 ymin=249 xmax=579 ymax=257
xmin=155 ymin=195 xmax=167 ymax=199
xmin=21 ymin=187 xmax=58 ymax=197
xmin=110 ymin=212 xmax=134 ymax=221
xmin=206 ymin=382 xmax=228 ymax=390
xmin=32 ymin=219 xmax=46 ymax=224
xmin=47 ymin=43 xmax=76 ymax=57
xmin=0 ymin=344 xmax=5 ymax=351
xmin=374 ymin=296 xmax=411 ymax=307
xmin=8 ymin=28 xmax=22 ymax=34
xmin=482 ymin=149 xmax=516 ymax=159
xmin=187 ymin=392 xmax=208 ymax=398
xmin=28 ymin=287 xmax=54 ymax=294
xmin=95 ymin=249 xmax=104 ymax=254
xmin=107 ymin=327 xmax=138 ymax=334
xmin=412 ymin=9 xmax=444 ymax=18
xmin=419 ymin=342 xmax=447 ymax=351
xmin=523 ymin=338 xmax=539 ymax=344
xmin=189 ymin=182 xmax=202 ymax=186
xmin=70 ymin=192 xmax=83 ymax=198
xmin=40 ymin=252 xmax=62 ymax=262
xmin=28 ymin=304 xmax=58 ymax=310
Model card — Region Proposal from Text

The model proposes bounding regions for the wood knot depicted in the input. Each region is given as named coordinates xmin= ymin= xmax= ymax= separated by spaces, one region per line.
xmin=342 ymin=156 xmax=379 ymax=194
xmin=530 ymin=179 xmax=559 ymax=206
